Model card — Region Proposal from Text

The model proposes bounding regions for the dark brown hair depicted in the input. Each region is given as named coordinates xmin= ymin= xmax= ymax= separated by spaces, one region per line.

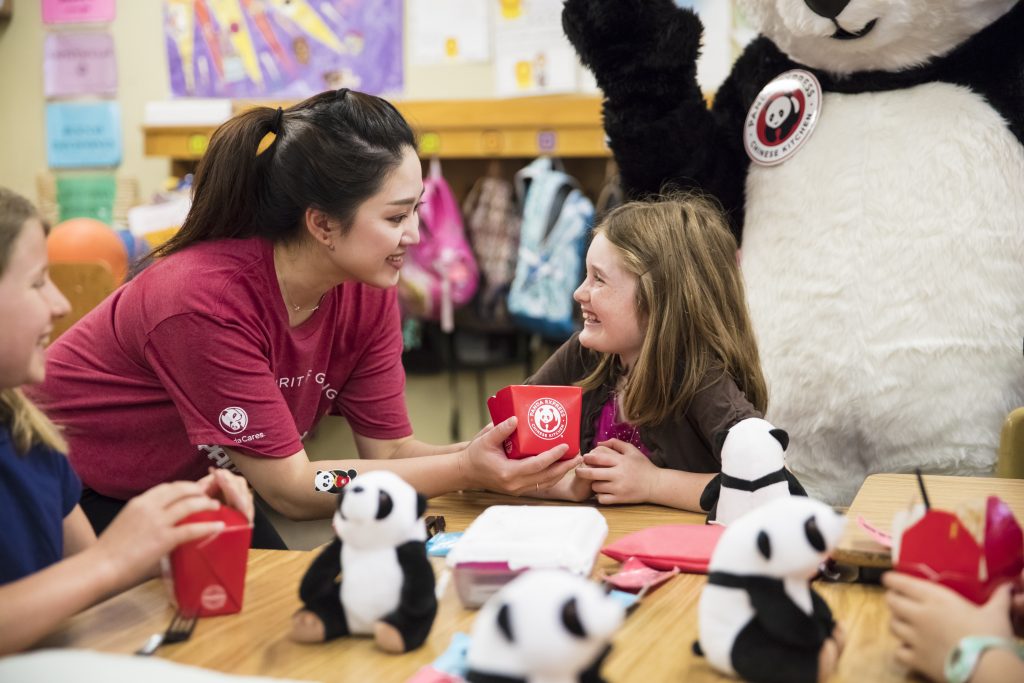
xmin=151 ymin=89 xmax=416 ymax=258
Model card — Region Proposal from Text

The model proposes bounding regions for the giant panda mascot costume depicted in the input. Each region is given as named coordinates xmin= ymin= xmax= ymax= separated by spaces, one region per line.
xmin=562 ymin=0 xmax=1024 ymax=504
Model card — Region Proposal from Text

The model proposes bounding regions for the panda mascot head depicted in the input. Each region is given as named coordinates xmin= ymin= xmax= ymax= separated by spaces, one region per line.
xmin=332 ymin=470 xmax=427 ymax=549
xmin=738 ymin=0 xmax=1018 ymax=74
xmin=696 ymin=496 xmax=846 ymax=682
xmin=466 ymin=570 xmax=625 ymax=683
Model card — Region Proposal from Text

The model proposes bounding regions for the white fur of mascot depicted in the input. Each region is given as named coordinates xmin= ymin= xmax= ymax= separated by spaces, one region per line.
xmin=563 ymin=0 xmax=1024 ymax=504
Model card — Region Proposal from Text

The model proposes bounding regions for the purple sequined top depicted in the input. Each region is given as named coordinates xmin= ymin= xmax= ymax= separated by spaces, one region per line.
xmin=593 ymin=393 xmax=651 ymax=457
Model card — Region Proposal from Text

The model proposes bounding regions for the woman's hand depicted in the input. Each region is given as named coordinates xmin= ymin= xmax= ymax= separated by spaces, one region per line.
xmin=198 ymin=467 xmax=255 ymax=523
xmin=883 ymin=571 xmax=1014 ymax=682
xmin=92 ymin=482 xmax=230 ymax=588
xmin=461 ymin=416 xmax=581 ymax=495
xmin=574 ymin=438 xmax=659 ymax=504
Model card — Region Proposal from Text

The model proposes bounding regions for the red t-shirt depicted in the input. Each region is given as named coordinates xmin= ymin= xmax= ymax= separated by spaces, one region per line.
xmin=32 ymin=238 xmax=412 ymax=500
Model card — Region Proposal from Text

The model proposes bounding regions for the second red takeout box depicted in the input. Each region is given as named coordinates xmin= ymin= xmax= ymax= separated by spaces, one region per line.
xmin=894 ymin=495 xmax=1023 ymax=605
xmin=487 ymin=385 xmax=582 ymax=461
xmin=166 ymin=506 xmax=252 ymax=617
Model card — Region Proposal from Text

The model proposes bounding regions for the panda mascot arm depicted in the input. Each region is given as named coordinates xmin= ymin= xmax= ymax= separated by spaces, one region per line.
xmin=376 ymin=499 xmax=438 ymax=653
xmin=562 ymin=0 xmax=794 ymax=237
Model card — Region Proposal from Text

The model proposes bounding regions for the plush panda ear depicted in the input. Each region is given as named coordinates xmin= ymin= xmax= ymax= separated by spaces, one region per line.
xmin=347 ymin=469 xmax=357 ymax=479
xmin=713 ymin=429 xmax=730 ymax=458
xmin=769 ymin=428 xmax=789 ymax=451
xmin=496 ymin=603 xmax=514 ymax=642
xmin=804 ymin=516 xmax=826 ymax=552
xmin=757 ymin=530 xmax=772 ymax=560
xmin=375 ymin=490 xmax=393 ymax=520
xmin=561 ymin=597 xmax=586 ymax=638
xmin=416 ymin=493 xmax=427 ymax=519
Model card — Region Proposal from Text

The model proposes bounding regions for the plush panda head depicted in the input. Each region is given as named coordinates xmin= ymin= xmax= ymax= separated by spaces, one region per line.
xmin=709 ymin=496 xmax=846 ymax=580
xmin=737 ymin=0 xmax=1017 ymax=74
xmin=714 ymin=417 xmax=790 ymax=481
xmin=467 ymin=570 xmax=624 ymax=682
xmin=331 ymin=470 xmax=427 ymax=550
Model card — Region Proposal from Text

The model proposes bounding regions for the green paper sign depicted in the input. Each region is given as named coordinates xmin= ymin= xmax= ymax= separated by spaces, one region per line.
xmin=57 ymin=175 xmax=116 ymax=225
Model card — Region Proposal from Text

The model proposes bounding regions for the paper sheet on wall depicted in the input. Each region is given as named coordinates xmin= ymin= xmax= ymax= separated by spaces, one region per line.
xmin=163 ymin=0 xmax=403 ymax=98
xmin=46 ymin=101 xmax=122 ymax=168
xmin=43 ymin=0 xmax=116 ymax=24
xmin=408 ymin=0 xmax=490 ymax=65
xmin=56 ymin=174 xmax=117 ymax=223
xmin=494 ymin=0 xmax=579 ymax=97
xmin=44 ymin=31 xmax=118 ymax=97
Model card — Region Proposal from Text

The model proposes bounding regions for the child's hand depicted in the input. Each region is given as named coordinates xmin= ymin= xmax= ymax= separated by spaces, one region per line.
xmin=883 ymin=571 xmax=1015 ymax=682
xmin=198 ymin=467 xmax=255 ymax=523
xmin=574 ymin=438 xmax=658 ymax=504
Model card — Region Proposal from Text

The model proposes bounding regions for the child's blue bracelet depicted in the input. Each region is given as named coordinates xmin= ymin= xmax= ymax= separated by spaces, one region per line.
xmin=944 ymin=635 xmax=1024 ymax=683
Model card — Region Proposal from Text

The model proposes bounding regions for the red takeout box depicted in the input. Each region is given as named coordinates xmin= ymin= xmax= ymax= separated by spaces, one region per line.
xmin=894 ymin=496 xmax=1023 ymax=604
xmin=166 ymin=506 xmax=252 ymax=616
xmin=487 ymin=385 xmax=581 ymax=460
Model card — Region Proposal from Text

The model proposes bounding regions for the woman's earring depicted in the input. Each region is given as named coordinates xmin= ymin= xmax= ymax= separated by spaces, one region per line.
xmin=327 ymin=241 xmax=335 ymax=252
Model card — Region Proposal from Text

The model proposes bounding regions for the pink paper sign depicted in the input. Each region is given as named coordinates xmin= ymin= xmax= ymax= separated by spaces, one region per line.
xmin=44 ymin=32 xmax=117 ymax=97
xmin=42 ymin=0 xmax=115 ymax=25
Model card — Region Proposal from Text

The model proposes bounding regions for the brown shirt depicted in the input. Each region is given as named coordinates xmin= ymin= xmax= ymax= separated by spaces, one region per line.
xmin=526 ymin=334 xmax=761 ymax=473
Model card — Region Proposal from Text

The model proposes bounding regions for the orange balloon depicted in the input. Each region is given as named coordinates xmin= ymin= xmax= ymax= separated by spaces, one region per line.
xmin=47 ymin=218 xmax=129 ymax=284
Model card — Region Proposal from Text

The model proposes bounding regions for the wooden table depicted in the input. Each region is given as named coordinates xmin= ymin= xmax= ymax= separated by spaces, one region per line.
xmin=39 ymin=491 xmax=911 ymax=682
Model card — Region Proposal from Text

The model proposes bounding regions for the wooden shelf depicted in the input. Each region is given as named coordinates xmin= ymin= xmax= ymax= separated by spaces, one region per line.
xmin=143 ymin=95 xmax=610 ymax=167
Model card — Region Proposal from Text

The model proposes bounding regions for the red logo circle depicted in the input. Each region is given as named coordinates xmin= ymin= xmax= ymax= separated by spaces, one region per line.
xmin=200 ymin=584 xmax=227 ymax=611
xmin=527 ymin=398 xmax=567 ymax=440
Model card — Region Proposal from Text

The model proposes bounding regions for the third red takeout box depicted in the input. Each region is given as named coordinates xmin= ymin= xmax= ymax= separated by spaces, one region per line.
xmin=166 ymin=506 xmax=252 ymax=617
xmin=894 ymin=495 xmax=1023 ymax=605
xmin=487 ymin=385 xmax=582 ymax=461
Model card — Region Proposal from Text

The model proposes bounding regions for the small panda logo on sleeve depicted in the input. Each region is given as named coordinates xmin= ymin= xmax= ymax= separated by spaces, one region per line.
xmin=314 ymin=469 xmax=358 ymax=493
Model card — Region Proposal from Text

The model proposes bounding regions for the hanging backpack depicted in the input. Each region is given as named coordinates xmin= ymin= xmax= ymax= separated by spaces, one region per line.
xmin=507 ymin=156 xmax=594 ymax=341
xmin=398 ymin=158 xmax=480 ymax=332
xmin=462 ymin=171 xmax=521 ymax=322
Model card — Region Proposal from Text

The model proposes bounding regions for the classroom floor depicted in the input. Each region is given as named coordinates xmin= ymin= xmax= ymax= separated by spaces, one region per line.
xmin=265 ymin=363 xmax=531 ymax=550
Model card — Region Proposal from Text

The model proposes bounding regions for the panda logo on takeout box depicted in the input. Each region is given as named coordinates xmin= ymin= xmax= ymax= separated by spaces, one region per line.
xmin=487 ymin=385 xmax=581 ymax=460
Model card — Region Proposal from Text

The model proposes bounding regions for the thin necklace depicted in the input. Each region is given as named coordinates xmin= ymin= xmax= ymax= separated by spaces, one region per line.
xmin=280 ymin=275 xmax=326 ymax=313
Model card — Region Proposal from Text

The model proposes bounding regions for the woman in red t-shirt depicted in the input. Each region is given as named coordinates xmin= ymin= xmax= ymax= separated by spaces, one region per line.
xmin=33 ymin=90 xmax=578 ymax=547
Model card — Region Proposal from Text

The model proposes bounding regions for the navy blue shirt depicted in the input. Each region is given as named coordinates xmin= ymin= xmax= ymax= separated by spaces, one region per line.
xmin=0 ymin=425 xmax=81 ymax=584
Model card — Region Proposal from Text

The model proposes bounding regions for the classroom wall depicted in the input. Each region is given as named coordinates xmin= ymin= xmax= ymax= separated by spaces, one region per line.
xmin=0 ymin=2 xmax=501 ymax=207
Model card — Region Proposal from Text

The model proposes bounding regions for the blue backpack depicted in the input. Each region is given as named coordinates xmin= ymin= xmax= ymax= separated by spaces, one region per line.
xmin=508 ymin=157 xmax=594 ymax=340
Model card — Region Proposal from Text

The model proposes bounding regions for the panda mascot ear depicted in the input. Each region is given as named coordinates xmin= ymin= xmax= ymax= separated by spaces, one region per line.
xmin=416 ymin=493 xmax=427 ymax=519
xmin=496 ymin=603 xmax=514 ymax=642
xmin=347 ymin=469 xmax=357 ymax=479
xmin=757 ymin=530 xmax=772 ymax=560
xmin=769 ymin=428 xmax=789 ymax=451
xmin=713 ymin=428 xmax=730 ymax=458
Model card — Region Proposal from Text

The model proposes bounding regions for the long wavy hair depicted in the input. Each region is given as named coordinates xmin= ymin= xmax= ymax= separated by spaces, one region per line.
xmin=0 ymin=187 xmax=67 ymax=454
xmin=577 ymin=194 xmax=768 ymax=426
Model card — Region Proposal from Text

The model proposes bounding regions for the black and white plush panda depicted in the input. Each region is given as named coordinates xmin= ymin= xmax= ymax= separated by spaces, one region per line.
xmin=290 ymin=470 xmax=437 ymax=653
xmin=564 ymin=0 xmax=1024 ymax=505
xmin=466 ymin=570 xmax=625 ymax=683
xmin=694 ymin=496 xmax=846 ymax=683
xmin=700 ymin=417 xmax=807 ymax=526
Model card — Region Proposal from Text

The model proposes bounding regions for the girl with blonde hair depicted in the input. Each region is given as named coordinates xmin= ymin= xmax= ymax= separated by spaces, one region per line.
xmin=530 ymin=194 xmax=768 ymax=510
xmin=0 ymin=187 xmax=253 ymax=654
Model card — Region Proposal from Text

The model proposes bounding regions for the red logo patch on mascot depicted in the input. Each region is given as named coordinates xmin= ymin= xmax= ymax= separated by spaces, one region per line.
xmin=744 ymin=69 xmax=822 ymax=166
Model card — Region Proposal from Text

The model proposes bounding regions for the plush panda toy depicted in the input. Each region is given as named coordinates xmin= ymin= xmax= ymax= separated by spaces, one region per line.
xmin=700 ymin=417 xmax=806 ymax=526
xmin=564 ymin=0 xmax=1024 ymax=505
xmin=466 ymin=570 xmax=625 ymax=683
xmin=290 ymin=470 xmax=437 ymax=653
xmin=694 ymin=496 xmax=846 ymax=683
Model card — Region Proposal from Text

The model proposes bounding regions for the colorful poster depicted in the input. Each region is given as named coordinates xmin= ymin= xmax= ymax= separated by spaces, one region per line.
xmin=494 ymin=0 xmax=579 ymax=97
xmin=42 ymin=0 xmax=116 ymax=24
xmin=408 ymin=0 xmax=490 ymax=65
xmin=46 ymin=102 xmax=122 ymax=168
xmin=56 ymin=174 xmax=117 ymax=224
xmin=163 ymin=0 xmax=403 ymax=98
xmin=44 ymin=32 xmax=118 ymax=97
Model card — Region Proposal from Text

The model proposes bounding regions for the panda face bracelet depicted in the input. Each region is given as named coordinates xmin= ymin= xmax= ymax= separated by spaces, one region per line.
xmin=314 ymin=469 xmax=357 ymax=493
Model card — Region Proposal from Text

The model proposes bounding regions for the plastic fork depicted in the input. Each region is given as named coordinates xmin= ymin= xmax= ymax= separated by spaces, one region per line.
xmin=135 ymin=610 xmax=198 ymax=656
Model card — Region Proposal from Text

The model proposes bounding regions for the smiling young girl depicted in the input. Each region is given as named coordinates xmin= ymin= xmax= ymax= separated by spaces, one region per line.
xmin=30 ymin=90 xmax=577 ymax=546
xmin=0 ymin=187 xmax=253 ymax=654
xmin=528 ymin=195 xmax=767 ymax=510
